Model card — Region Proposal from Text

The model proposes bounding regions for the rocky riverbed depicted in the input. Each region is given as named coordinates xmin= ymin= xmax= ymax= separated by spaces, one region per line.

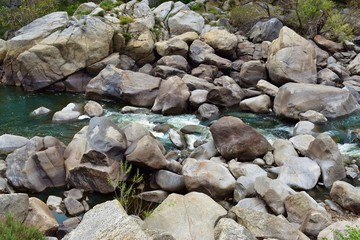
xmin=1 ymin=0 xmax=360 ymax=239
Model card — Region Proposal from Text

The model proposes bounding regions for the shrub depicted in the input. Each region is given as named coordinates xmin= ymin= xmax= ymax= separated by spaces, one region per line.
xmin=0 ymin=214 xmax=46 ymax=240
xmin=119 ymin=15 xmax=134 ymax=25
xmin=99 ymin=0 xmax=116 ymax=11
xmin=113 ymin=161 xmax=157 ymax=219
xmin=230 ymin=3 xmax=268 ymax=31
xmin=334 ymin=226 xmax=360 ymax=240
xmin=322 ymin=10 xmax=353 ymax=42
xmin=190 ymin=2 xmax=204 ymax=12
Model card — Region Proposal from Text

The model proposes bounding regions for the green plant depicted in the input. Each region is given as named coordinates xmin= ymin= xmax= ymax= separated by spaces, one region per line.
xmin=100 ymin=0 xmax=116 ymax=11
xmin=321 ymin=226 xmax=360 ymax=240
xmin=119 ymin=15 xmax=134 ymax=25
xmin=208 ymin=7 xmax=219 ymax=15
xmin=230 ymin=3 xmax=267 ymax=30
xmin=74 ymin=9 xmax=92 ymax=16
xmin=190 ymin=2 xmax=204 ymax=12
xmin=0 ymin=214 xmax=46 ymax=240
xmin=113 ymin=161 xmax=157 ymax=219
xmin=122 ymin=32 xmax=132 ymax=43
xmin=322 ymin=10 xmax=353 ymax=42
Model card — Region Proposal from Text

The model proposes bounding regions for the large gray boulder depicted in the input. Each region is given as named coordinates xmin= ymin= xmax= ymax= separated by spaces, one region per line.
xmin=3 ymin=12 xmax=69 ymax=85
xmin=274 ymin=83 xmax=359 ymax=119
xmin=168 ymin=10 xmax=205 ymax=35
xmin=307 ymin=134 xmax=346 ymax=188
xmin=203 ymin=29 xmax=237 ymax=58
xmin=182 ymin=159 xmax=236 ymax=200
xmin=6 ymin=136 xmax=66 ymax=192
xmin=272 ymin=139 xmax=298 ymax=166
xmin=155 ymin=38 xmax=188 ymax=57
xmin=239 ymin=60 xmax=267 ymax=87
xmin=65 ymin=117 xmax=127 ymax=193
xmin=207 ymin=85 xmax=245 ymax=107
xmin=24 ymin=197 xmax=59 ymax=235
xmin=254 ymin=176 xmax=295 ymax=215
xmin=230 ymin=207 xmax=310 ymax=240
xmin=285 ymin=192 xmax=331 ymax=237
xmin=65 ymin=200 xmax=150 ymax=240
xmin=248 ymin=18 xmax=283 ymax=43
xmin=210 ymin=116 xmax=272 ymax=161
xmin=214 ymin=218 xmax=257 ymax=240
xmin=86 ymin=65 xmax=161 ymax=107
xmin=17 ymin=16 xmax=113 ymax=91
xmin=278 ymin=156 xmax=321 ymax=190
xmin=189 ymin=40 xmax=214 ymax=65
xmin=266 ymin=27 xmax=317 ymax=86
xmin=125 ymin=135 xmax=168 ymax=170
xmin=330 ymin=181 xmax=360 ymax=214
xmin=143 ymin=192 xmax=227 ymax=240
xmin=0 ymin=134 xmax=29 ymax=154
xmin=239 ymin=94 xmax=272 ymax=114
xmin=151 ymin=76 xmax=190 ymax=115
xmin=348 ymin=53 xmax=360 ymax=75
xmin=118 ymin=0 xmax=155 ymax=29
xmin=0 ymin=193 xmax=29 ymax=222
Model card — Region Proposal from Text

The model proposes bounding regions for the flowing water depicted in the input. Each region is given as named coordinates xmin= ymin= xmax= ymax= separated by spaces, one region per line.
xmin=1 ymin=85 xmax=360 ymax=222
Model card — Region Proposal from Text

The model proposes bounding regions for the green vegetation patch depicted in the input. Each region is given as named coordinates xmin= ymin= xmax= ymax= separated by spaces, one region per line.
xmin=119 ymin=15 xmax=134 ymax=25
xmin=0 ymin=215 xmax=46 ymax=240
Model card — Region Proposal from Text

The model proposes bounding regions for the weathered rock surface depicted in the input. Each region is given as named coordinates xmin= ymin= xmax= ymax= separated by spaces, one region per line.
xmin=182 ymin=159 xmax=236 ymax=199
xmin=235 ymin=197 xmax=268 ymax=212
xmin=307 ymin=134 xmax=346 ymax=188
xmin=274 ymin=83 xmax=359 ymax=119
xmin=125 ymin=135 xmax=167 ymax=170
xmin=155 ymin=38 xmax=188 ymax=57
xmin=272 ymin=139 xmax=299 ymax=166
xmin=248 ymin=18 xmax=283 ymax=43
xmin=214 ymin=218 xmax=257 ymax=240
xmin=65 ymin=117 xmax=127 ymax=193
xmin=254 ymin=176 xmax=295 ymax=215
xmin=196 ymin=103 xmax=219 ymax=120
xmin=266 ymin=27 xmax=317 ymax=86
xmin=52 ymin=103 xmax=81 ymax=123
xmin=230 ymin=207 xmax=310 ymax=240
xmin=144 ymin=192 xmax=226 ymax=240
xmin=330 ymin=181 xmax=360 ymax=214
xmin=203 ymin=29 xmax=237 ymax=58
xmin=6 ymin=136 xmax=66 ymax=192
xmin=299 ymin=110 xmax=328 ymax=124
xmin=151 ymin=76 xmax=190 ymax=115
xmin=84 ymin=100 xmax=103 ymax=117
xmin=17 ymin=16 xmax=113 ymax=91
xmin=207 ymin=85 xmax=245 ymax=107
xmin=86 ymin=65 xmax=161 ymax=107
xmin=210 ymin=116 xmax=272 ymax=161
xmin=168 ymin=10 xmax=205 ymax=35
xmin=289 ymin=134 xmax=315 ymax=156
xmin=348 ymin=53 xmax=360 ymax=75
xmin=155 ymin=170 xmax=186 ymax=193
xmin=0 ymin=39 xmax=7 ymax=63
xmin=239 ymin=94 xmax=272 ymax=113
xmin=30 ymin=106 xmax=51 ymax=116
xmin=65 ymin=200 xmax=149 ymax=240
xmin=0 ymin=193 xmax=29 ymax=222
xmin=256 ymin=79 xmax=279 ymax=97
xmin=239 ymin=60 xmax=267 ymax=87
xmin=24 ymin=197 xmax=58 ymax=235
xmin=0 ymin=134 xmax=29 ymax=154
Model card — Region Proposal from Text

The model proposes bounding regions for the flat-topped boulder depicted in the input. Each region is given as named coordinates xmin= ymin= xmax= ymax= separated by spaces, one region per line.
xmin=86 ymin=65 xmax=161 ymax=107
xmin=0 ymin=134 xmax=29 ymax=154
xmin=274 ymin=83 xmax=359 ymax=119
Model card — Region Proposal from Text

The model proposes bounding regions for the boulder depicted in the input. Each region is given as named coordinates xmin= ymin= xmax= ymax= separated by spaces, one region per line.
xmin=210 ymin=116 xmax=272 ymax=161
xmin=348 ymin=53 xmax=360 ymax=75
xmin=86 ymin=53 xmax=121 ymax=76
xmin=65 ymin=117 xmax=127 ymax=193
xmin=293 ymin=121 xmax=317 ymax=136
xmin=64 ymin=188 xmax=83 ymax=200
xmin=155 ymin=170 xmax=186 ymax=193
xmin=182 ymin=74 xmax=215 ymax=91
xmin=121 ymin=122 xmax=150 ymax=146
xmin=235 ymin=197 xmax=268 ymax=212
xmin=169 ymin=129 xmax=186 ymax=149
xmin=0 ymin=193 xmax=29 ymax=222
xmin=307 ymin=134 xmax=346 ymax=188
xmin=124 ymin=22 xmax=155 ymax=65
xmin=0 ymin=134 xmax=29 ymax=154
xmin=289 ymin=134 xmax=315 ymax=156
xmin=256 ymin=79 xmax=278 ymax=97
xmin=189 ymin=140 xmax=218 ymax=160
xmin=196 ymin=103 xmax=219 ymax=120
xmin=330 ymin=181 xmax=360 ymax=214
xmin=144 ymin=192 xmax=227 ymax=240
xmin=84 ymin=100 xmax=103 ymax=117
xmin=153 ymin=1 xmax=173 ymax=22
xmin=266 ymin=27 xmax=317 ymax=86
xmin=274 ymin=83 xmax=359 ymax=119
xmin=64 ymin=197 xmax=85 ymax=216
xmin=46 ymin=195 xmax=62 ymax=213
xmin=314 ymin=35 xmax=343 ymax=53
xmin=284 ymin=192 xmax=331 ymax=237
xmin=278 ymin=156 xmax=321 ymax=190
xmin=86 ymin=65 xmax=161 ymax=107
xmin=118 ymin=0 xmax=155 ymax=29
xmin=308 ymin=40 xmax=329 ymax=68
xmin=24 ymin=197 xmax=58 ymax=235
xmin=0 ymin=39 xmax=7 ymax=63
xmin=3 ymin=12 xmax=69 ymax=85
xmin=138 ymin=190 xmax=169 ymax=203
xmin=125 ymin=135 xmax=167 ymax=170
xmin=239 ymin=60 xmax=267 ymax=87
xmin=155 ymin=38 xmax=188 ymax=57
xmin=189 ymin=89 xmax=208 ymax=107
xmin=152 ymin=65 xmax=186 ymax=79
xmin=6 ymin=136 xmax=66 ymax=192
xmin=189 ymin=40 xmax=215 ymax=65
xmin=151 ymin=76 xmax=190 ymax=115
xmin=191 ymin=64 xmax=218 ymax=82
xmin=157 ymin=55 xmax=189 ymax=72
xmin=207 ymin=85 xmax=245 ymax=107
xmin=182 ymin=159 xmax=236 ymax=199
xmin=203 ymin=53 xmax=232 ymax=72
xmin=65 ymin=200 xmax=149 ymax=240
xmin=30 ymin=106 xmax=51 ymax=116
xmin=254 ymin=176 xmax=295 ymax=215
xmin=248 ymin=18 xmax=283 ymax=43
xmin=64 ymin=71 xmax=92 ymax=92
xmin=52 ymin=103 xmax=81 ymax=123
xmin=272 ymin=139 xmax=299 ymax=166
xmin=230 ymin=207 xmax=310 ymax=240
xmin=214 ymin=218 xmax=257 ymax=240
xmin=239 ymin=94 xmax=271 ymax=113
xmin=17 ymin=16 xmax=113 ymax=91
xmin=317 ymin=68 xmax=340 ymax=86
xmin=317 ymin=219 xmax=360 ymax=240
xmin=168 ymin=10 xmax=205 ymax=35
xmin=203 ymin=29 xmax=237 ymax=58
